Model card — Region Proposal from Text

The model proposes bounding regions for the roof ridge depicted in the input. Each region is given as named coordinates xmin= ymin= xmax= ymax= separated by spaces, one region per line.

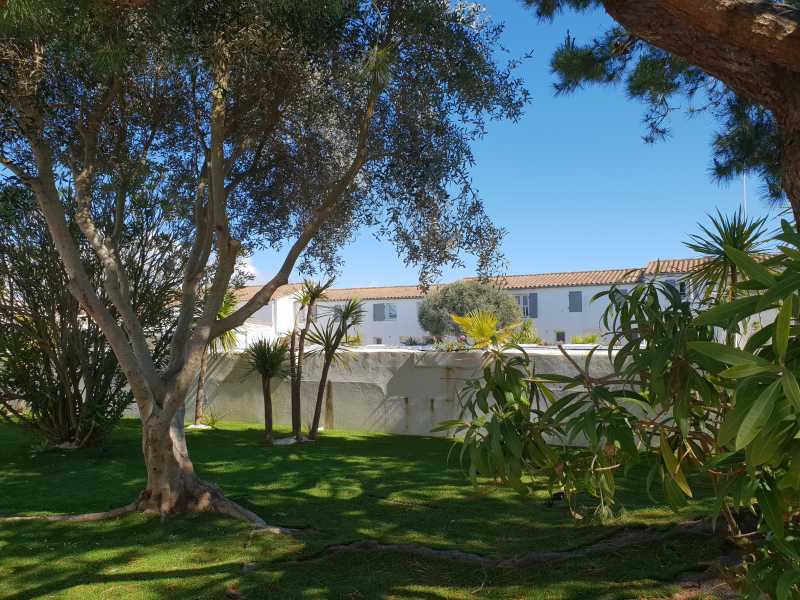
xmin=494 ymin=267 xmax=643 ymax=279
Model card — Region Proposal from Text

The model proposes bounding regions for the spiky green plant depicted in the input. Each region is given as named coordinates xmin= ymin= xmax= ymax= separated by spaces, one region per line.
xmin=289 ymin=277 xmax=335 ymax=441
xmin=451 ymin=310 xmax=521 ymax=350
xmin=244 ymin=338 xmax=289 ymax=447
xmin=510 ymin=319 xmax=542 ymax=345
xmin=306 ymin=299 xmax=365 ymax=439
xmin=684 ymin=208 xmax=769 ymax=304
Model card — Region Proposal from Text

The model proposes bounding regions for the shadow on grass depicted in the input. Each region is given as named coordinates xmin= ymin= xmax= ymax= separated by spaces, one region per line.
xmin=0 ymin=421 xmax=725 ymax=599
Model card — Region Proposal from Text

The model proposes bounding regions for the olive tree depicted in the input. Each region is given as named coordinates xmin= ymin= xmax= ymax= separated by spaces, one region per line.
xmin=418 ymin=281 xmax=523 ymax=338
xmin=0 ymin=0 xmax=525 ymax=524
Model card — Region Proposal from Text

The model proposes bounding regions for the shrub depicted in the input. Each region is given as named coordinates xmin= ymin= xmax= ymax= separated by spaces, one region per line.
xmin=418 ymin=280 xmax=521 ymax=337
xmin=510 ymin=320 xmax=542 ymax=345
xmin=570 ymin=333 xmax=600 ymax=344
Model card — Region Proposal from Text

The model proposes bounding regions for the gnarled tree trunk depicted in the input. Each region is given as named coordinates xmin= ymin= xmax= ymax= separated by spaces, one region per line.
xmin=777 ymin=85 xmax=800 ymax=225
xmin=137 ymin=410 xmax=204 ymax=514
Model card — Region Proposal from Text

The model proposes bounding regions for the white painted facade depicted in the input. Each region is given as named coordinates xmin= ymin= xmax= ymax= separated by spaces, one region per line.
xmin=231 ymin=258 xmax=718 ymax=348
xmin=508 ymin=285 xmax=631 ymax=344
xmin=315 ymin=298 xmax=429 ymax=346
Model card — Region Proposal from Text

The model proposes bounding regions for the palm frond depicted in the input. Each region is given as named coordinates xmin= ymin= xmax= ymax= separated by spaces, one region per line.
xmin=684 ymin=208 xmax=769 ymax=300
xmin=451 ymin=310 xmax=521 ymax=349
xmin=244 ymin=338 xmax=289 ymax=379
xmin=210 ymin=290 xmax=240 ymax=354
xmin=294 ymin=277 xmax=335 ymax=307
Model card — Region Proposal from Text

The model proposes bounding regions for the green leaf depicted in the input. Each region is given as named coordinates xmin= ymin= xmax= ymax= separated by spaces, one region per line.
xmin=736 ymin=379 xmax=780 ymax=450
xmin=694 ymin=295 xmax=759 ymax=326
xmin=725 ymin=244 xmax=775 ymax=286
xmin=775 ymin=299 xmax=792 ymax=361
xmin=659 ymin=430 xmax=692 ymax=497
xmin=776 ymin=567 xmax=800 ymax=600
xmin=688 ymin=341 xmax=769 ymax=367
xmin=718 ymin=394 xmax=752 ymax=447
xmin=782 ymin=371 xmax=800 ymax=412
xmin=757 ymin=272 xmax=800 ymax=309
xmin=719 ymin=363 xmax=780 ymax=379
xmin=756 ymin=485 xmax=785 ymax=539
xmin=747 ymin=422 xmax=791 ymax=467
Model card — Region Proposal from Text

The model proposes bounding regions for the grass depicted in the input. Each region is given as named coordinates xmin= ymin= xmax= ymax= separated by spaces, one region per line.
xmin=0 ymin=420 xmax=726 ymax=599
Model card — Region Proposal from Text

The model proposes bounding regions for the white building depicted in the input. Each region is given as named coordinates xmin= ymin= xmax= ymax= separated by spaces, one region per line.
xmin=231 ymin=257 xmax=711 ymax=348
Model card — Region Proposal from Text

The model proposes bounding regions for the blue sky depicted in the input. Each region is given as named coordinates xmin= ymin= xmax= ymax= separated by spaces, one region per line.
xmin=248 ymin=1 xmax=781 ymax=288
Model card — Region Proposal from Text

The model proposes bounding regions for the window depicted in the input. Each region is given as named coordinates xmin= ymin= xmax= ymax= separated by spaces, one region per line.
xmin=373 ymin=337 xmax=383 ymax=345
xmin=516 ymin=293 xmax=538 ymax=318
xmin=555 ymin=331 xmax=566 ymax=343
xmin=515 ymin=294 xmax=527 ymax=316
xmin=528 ymin=293 xmax=538 ymax=318
xmin=386 ymin=303 xmax=397 ymax=320
xmin=373 ymin=302 xmax=397 ymax=321
xmin=568 ymin=291 xmax=582 ymax=313
xmin=679 ymin=281 xmax=687 ymax=297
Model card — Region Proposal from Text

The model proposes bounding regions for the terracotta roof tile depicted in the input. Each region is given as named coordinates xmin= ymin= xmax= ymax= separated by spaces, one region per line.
xmin=233 ymin=283 xmax=302 ymax=305
xmin=324 ymin=285 xmax=430 ymax=301
xmin=643 ymin=258 xmax=710 ymax=275
xmin=233 ymin=256 xmax=728 ymax=305
xmin=489 ymin=269 xmax=643 ymax=290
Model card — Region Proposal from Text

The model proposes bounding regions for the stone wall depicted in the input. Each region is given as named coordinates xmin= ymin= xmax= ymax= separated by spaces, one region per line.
xmin=187 ymin=346 xmax=617 ymax=437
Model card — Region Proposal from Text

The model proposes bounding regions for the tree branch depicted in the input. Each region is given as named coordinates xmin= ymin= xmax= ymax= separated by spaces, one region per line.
xmin=656 ymin=0 xmax=800 ymax=73
xmin=603 ymin=0 xmax=786 ymax=110
xmin=210 ymin=77 xmax=383 ymax=339
xmin=69 ymin=77 xmax=162 ymax=397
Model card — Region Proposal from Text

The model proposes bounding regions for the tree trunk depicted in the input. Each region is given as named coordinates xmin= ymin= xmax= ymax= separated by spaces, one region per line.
xmin=291 ymin=303 xmax=315 ymax=441
xmin=136 ymin=407 xmax=208 ymax=514
xmin=289 ymin=329 xmax=301 ymax=440
xmin=778 ymin=101 xmax=800 ymax=226
xmin=194 ymin=348 xmax=208 ymax=425
xmin=262 ymin=375 xmax=273 ymax=447
xmin=308 ymin=358 xmax=332 ymax=440
xmin=725 ymin=265 xmax=738 ymax=347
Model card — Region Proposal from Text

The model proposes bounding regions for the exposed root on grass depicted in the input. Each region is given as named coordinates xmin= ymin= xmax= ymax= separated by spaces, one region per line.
xmin=285 ymin=519 xmax=718 ymax=568
xmin=1 ymin=481 xmax=301 ymax=534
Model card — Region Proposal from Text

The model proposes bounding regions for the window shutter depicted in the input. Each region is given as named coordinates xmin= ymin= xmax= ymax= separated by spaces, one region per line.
xmin=569 ymin=291 xmax=582 ymax=313
xmin=373 ymin=303 xmax=385 ymax=321
xmin=528 ymin=293 xmax=538 ymax=319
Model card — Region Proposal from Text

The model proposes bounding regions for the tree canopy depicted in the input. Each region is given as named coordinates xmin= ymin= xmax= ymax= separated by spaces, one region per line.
xmin=418 ymin=281 xmax=522 ymax=338
xmin=523 ymin=0 xmax=800 ymax=221
xmin=0 ymin=0 xmax=527 ymax=520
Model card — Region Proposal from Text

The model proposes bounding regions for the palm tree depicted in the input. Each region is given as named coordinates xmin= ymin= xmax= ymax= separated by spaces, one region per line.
xmin=450 ymin=309 xmax=521 ymax=350
xmin=684 ymin=208 xmax=769 ymax=304
xmin=244 ymin=338 xmax=289 ymax=447
xmin=194 ymin=291 xmax=239 ymax=426
xmin=288 ymin=277 xmax=334 ymax=441
xmin=306 ymin=299 xmax=364 ymax=440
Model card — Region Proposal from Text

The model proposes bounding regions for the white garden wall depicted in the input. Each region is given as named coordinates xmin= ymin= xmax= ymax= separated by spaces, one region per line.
xmin=186 ymin=346 xmax=616 ymax=436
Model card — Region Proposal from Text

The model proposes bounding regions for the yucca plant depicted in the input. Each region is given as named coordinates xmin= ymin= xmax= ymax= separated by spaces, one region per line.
xmin=244 ymin=338 xmax=289 ymax=447
xmin=288 ymin=277 xmax=335 ymax=441
xmin=685 ymin=208 xmax=769 ymax=304
xmin=306 ymin=299 xmax=364 ymax=439
xmin=194 ymin=291 xmax=239 ymax=426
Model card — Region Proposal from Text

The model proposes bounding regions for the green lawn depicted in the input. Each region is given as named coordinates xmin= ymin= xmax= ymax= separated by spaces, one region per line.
xmin=0 ymin=421 xmax=726 ymax=599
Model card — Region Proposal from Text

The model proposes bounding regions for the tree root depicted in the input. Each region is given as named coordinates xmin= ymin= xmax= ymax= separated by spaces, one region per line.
xmin=0 ymin=502 xmax=139 ymax=523
xmin=286 ymin=519 xmax=717 ymax=568
xmin=1 ymin=481 xmax=300 ymax=534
